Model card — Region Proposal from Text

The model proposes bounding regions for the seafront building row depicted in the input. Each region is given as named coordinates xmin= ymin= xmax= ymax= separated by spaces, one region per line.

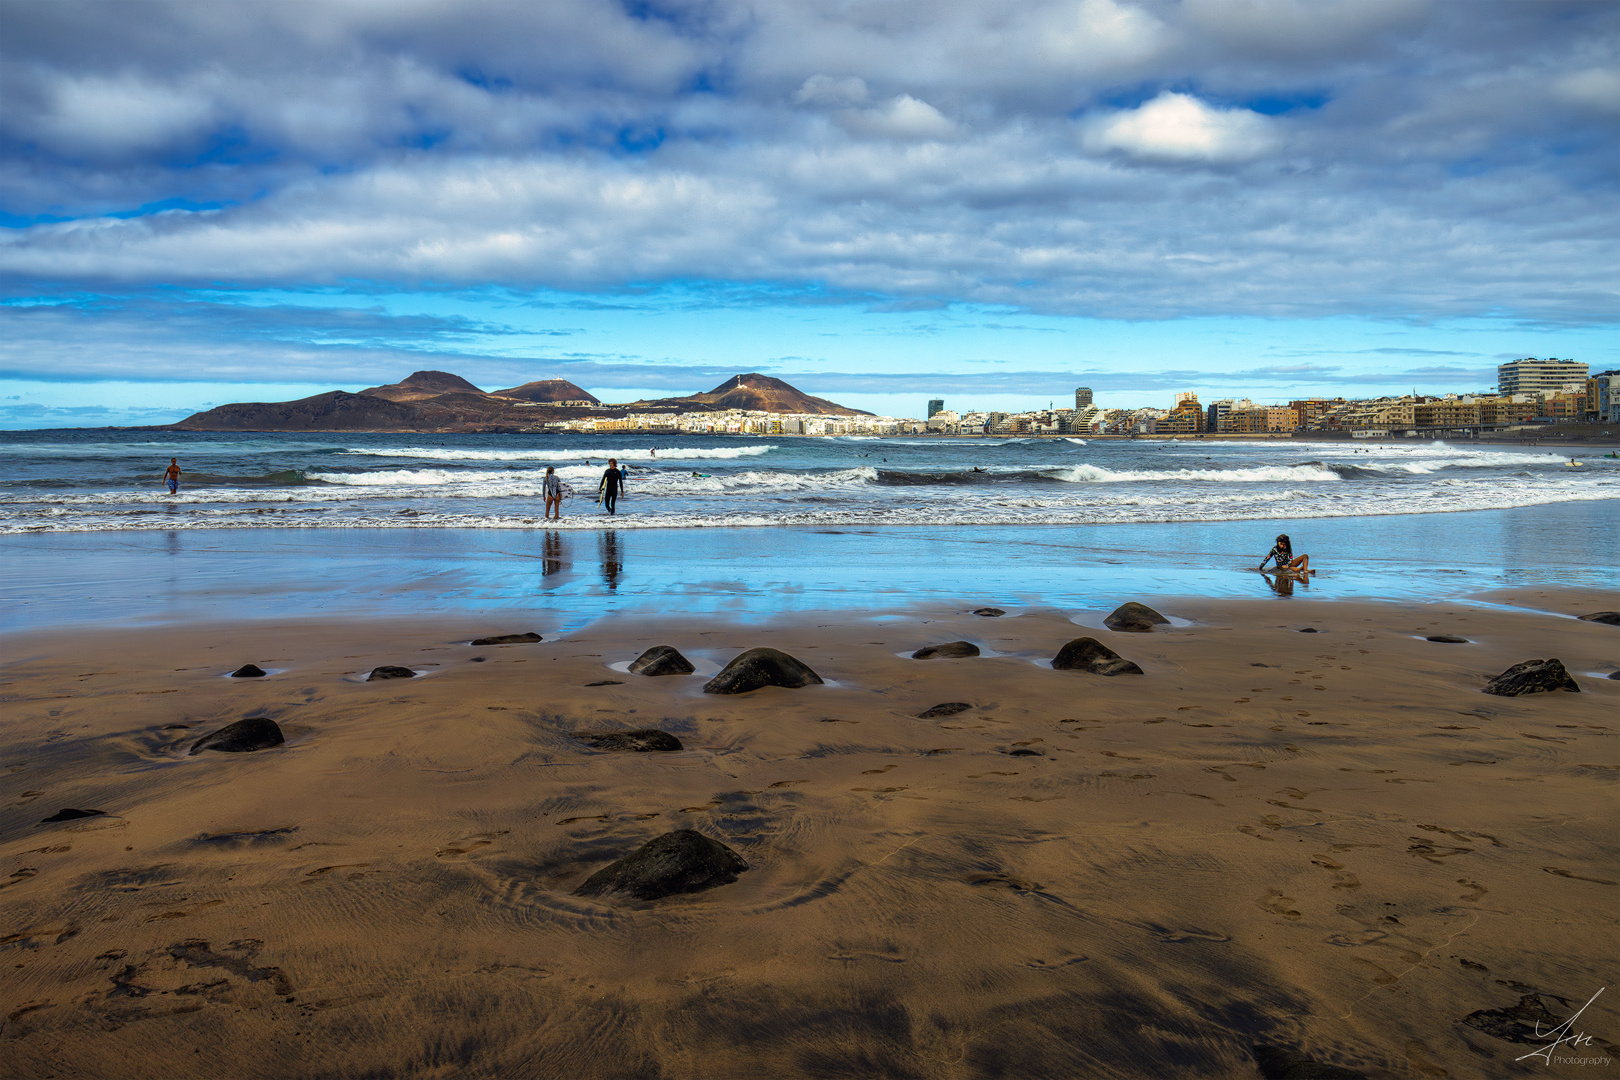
xmin=535 ymin=359 xmax=1616 ymax=437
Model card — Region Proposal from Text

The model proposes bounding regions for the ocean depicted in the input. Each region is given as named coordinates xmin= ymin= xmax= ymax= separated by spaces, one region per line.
xmin=1 ymin=429 xmax=1614 ymax=533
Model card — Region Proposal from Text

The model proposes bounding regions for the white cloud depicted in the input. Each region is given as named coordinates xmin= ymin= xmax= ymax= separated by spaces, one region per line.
xmin=1553 ymin=67 xmax=1620 ymax=114
xmin=793 ymin=74 xmax=868 ymax=107
xmin=836 ymin=95 xmax=957 ymax=140
xmin=1081 ymin=92 xmax=1279 ymax=163
xmin=37 ymin=74 xmax=218 ymax=155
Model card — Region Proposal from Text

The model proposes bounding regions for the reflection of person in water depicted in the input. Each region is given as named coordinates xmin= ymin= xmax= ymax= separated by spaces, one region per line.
xmin=600 ymin=531 xmax=622 ymax=590
xmin=542 ymin=530 xmax=564 ymax=577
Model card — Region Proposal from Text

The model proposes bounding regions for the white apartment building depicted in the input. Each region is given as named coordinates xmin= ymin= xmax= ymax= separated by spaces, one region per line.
xmin=1497 ymin=358 xmax=1588 ymax=396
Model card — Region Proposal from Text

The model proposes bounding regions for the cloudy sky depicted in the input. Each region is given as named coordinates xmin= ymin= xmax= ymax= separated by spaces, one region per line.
xmin=2 ymin=0 xmax=1616 ymax=426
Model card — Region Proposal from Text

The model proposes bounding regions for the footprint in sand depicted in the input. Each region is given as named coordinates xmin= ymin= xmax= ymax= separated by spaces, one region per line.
xmin=306 ymin=863 xmax=372 ymax=876
xmin=436 ymin=830 xmax=508 ymax=857
xmin=1023 ymin=954 xmax=1088 ymax=969
xmin=1258 ymin=889 xmax=1302 ymax=920
xmin=1350 ymin=956 xmax=1398 ymax=985
xmin=1542 ymin=866 xmax=1619 ymax=886
xmin=861 ymin=764 xmax=897 ymax=775
xmin=1237 ymin=825 xmax=1274 ymax=842
xmin=1457 ymin=878 xmax=1488 ymax=901
xmin=1408 ymin=839 xmax=1472 ymax=863
xmin=1143 ymin=924 xmax=1230 ymax=943
xmin=145 ymin=899 xmax=224 ymax=921
xmin=768 ymin=780 xmax=806 ymax=787
xmin=1312 ymin=855 xmax=1362 ymax=890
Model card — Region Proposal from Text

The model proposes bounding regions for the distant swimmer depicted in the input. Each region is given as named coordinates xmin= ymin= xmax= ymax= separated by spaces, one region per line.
xmin=598 ymin=457 xmax=626 ymax=515
xmin=1258 ymin=533 xmax=1311 ymax=576
xmin=543 ymin=465 xmax=563 ymax=520
xmin=163 ymin=457 xmax=182 ymax=495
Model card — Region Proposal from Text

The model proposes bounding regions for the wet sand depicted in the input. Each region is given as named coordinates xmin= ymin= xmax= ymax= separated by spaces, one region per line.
xmin=2 ymin=589 xmax=1616 ymax=1078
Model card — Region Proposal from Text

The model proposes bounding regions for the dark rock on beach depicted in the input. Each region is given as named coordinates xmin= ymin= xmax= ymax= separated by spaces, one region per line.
xmin=1578 ymin=611 xmax=1620 ymax=625
xmin=575 ymin=729 xmax=682 ymax=752
xmin=918 ymin=702 xmax=973 ymax=718
xmin=703 ymin=648 xmax=823 ymax=695
xmin=1483 ymin=658 xmax=1581 ymax=696
xmin=1298 ymin=627 xmax=1319 ymax=633
xmin=1427 ymin=635 xmax=1470 ymax=643
xmin=1610 ymin=671 xmax=1620 ymax=681
xmin=1052 ymin=637 xmax=1143 ymax=676
xmin=1006 ymin=748 xmax=1042 ymax=757
xmin=1103 ymin=602 xmax=1169 ymax=633
xmin=189 ymin=717 xmax=286 ymax=755
xmin=1461 ymin=994 xmax=1569 ymax=1045
xmin=40 ymin=808 xmax=106 ymax=823
xmin=629 ymin=645 xmax=695 ymax=676
xmin=470 ymin=632 xmax=543 ymax=645
xmin=912 ymin=641 xmax=980 ymax=660
xmin=573 ymin=829 xmax=749 ymax=901
xmin=367 ymin=665 xmax=416 ymax=681
xmin=971 ymin=607 xmax=1005 ymax=617
xmin=1252 ymin=1044 xmax=1367 ymax=1079
xmin=229 ymin=663 xmax=268 ymax=678
xmin=585 ymin=679 xmax=624 ymax=686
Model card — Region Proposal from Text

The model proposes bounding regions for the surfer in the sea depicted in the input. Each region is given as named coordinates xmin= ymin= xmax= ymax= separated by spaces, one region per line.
xmin=1258 ymin=533 xmax=1310 ymax=576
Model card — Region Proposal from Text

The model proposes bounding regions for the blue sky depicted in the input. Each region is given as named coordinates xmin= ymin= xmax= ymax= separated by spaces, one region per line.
xmin=2 ymin=0 xmax=1616 ymax=427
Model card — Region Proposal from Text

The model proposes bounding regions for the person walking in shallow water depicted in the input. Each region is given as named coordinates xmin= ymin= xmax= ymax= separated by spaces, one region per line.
xmin=163 ymin=457 xmax=182 ymax=495
xmin=598 ymin=458 xmax=626 ymax=515
xmin=1259 ymin=533 xmax=1310 ymax=576
xmin=542 ymin=466 xmax=563 ymax=520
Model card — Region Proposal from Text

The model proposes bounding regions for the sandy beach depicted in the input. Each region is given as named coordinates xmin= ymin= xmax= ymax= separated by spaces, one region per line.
xmin=2 ymin=588 xmax=1615 ymax=1078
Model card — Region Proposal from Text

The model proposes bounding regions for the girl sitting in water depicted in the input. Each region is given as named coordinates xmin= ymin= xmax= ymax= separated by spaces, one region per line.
xmin=1259 ymin=533 xmax=1311 ymax=576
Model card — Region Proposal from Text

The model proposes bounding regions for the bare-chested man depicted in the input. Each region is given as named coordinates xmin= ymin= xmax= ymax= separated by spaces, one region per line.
xmin=164 ymin=457 xmax=182 ymax=495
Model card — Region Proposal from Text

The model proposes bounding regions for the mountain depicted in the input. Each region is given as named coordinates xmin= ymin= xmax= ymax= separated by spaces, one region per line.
xmin=494 ymin=378 xmax=599 ymax=404
xmin=359 ymin=370 xmax=488 ymax=403
xmin=644 ymin=374 xmax=869 ymax=416
xmin=169 ymin=370 xmax=868 ymax=431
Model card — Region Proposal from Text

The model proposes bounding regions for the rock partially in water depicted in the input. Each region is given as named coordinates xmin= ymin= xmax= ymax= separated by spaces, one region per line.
xmin=1103 ymin=602 xmax=1169 ymax=633
xmin=575 ymin=729 xmax=683 ymax=752
xmin=918 ymin=702 xmax=973 ymax=718
xmin=573 ymin=829 xmax=749 ymax=900
xmin=1610 ymin=671 xmax=1620 ymax=681
xmin=1252 ymin=1044 xmax=1367 ymax=1079
xmin=367 ymin=665 xmax=416 ymax=681
xmin=971 ymin=607 xmax=1005 ymax=617
xmin=1483 ymin=658 xmax=1580 ymax=696
xmin=1427 ymin=635 xmax=1470 ymax=643
xmin=1578 ymin=611 xmax=1620 ymax=625
xmin=470 ymin=632 xmax=543 ymax=645
xmin=703 ymin=648 xmax=823 ymax=695
xmin=912 ymin=641 xmax=980 ymax=660
xmin=629 ymin=645 xmax=695 ymax=677
xmin=1052 ymin=637 xmax=1143 ymax=676
xmin=229 ymin=664 xmax=267 ymax=678
xmin=40 ymin=808 xmax=106 ymax=823
xmin=189 ymin=717 xmax=286 ymax=755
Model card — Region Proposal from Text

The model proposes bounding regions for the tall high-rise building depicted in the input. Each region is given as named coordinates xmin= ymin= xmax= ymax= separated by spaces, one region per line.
xmin=927 ymin=398 xmax=945 ymax=419
xmin=1497 ymin=358 xmax=1588 ymax=396
xmin=1074 ymin=387 xmax=1093 ymax=409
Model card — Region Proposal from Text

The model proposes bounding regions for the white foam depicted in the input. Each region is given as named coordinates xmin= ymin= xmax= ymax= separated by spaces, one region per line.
xmin=346 ymin=445 xmax=776 ymax=463
xmin=1057 ymin=463 xmax=1341 ymax=483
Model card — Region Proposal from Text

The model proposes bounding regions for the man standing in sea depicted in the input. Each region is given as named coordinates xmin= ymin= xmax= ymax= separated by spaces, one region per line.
xmin=163 ymin=457 xmax=182 ymax=495
xmin=598 ymin=458 xmax=626 ymax=515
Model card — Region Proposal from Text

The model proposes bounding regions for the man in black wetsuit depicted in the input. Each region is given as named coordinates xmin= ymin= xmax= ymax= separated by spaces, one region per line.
xmin=598 ymin=458 xmax=626 ymax=514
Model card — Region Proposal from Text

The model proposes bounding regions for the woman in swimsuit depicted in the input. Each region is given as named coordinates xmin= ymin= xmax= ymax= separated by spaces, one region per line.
xmin=1259 ymin=533 xmax=1310 ymax=575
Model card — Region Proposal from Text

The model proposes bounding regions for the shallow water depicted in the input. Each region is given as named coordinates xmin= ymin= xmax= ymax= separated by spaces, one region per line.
xmin=2 ymin=429 xmax=1614 ymax=533
xmin=2 ymin=502 xmax=1613 ymax=632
